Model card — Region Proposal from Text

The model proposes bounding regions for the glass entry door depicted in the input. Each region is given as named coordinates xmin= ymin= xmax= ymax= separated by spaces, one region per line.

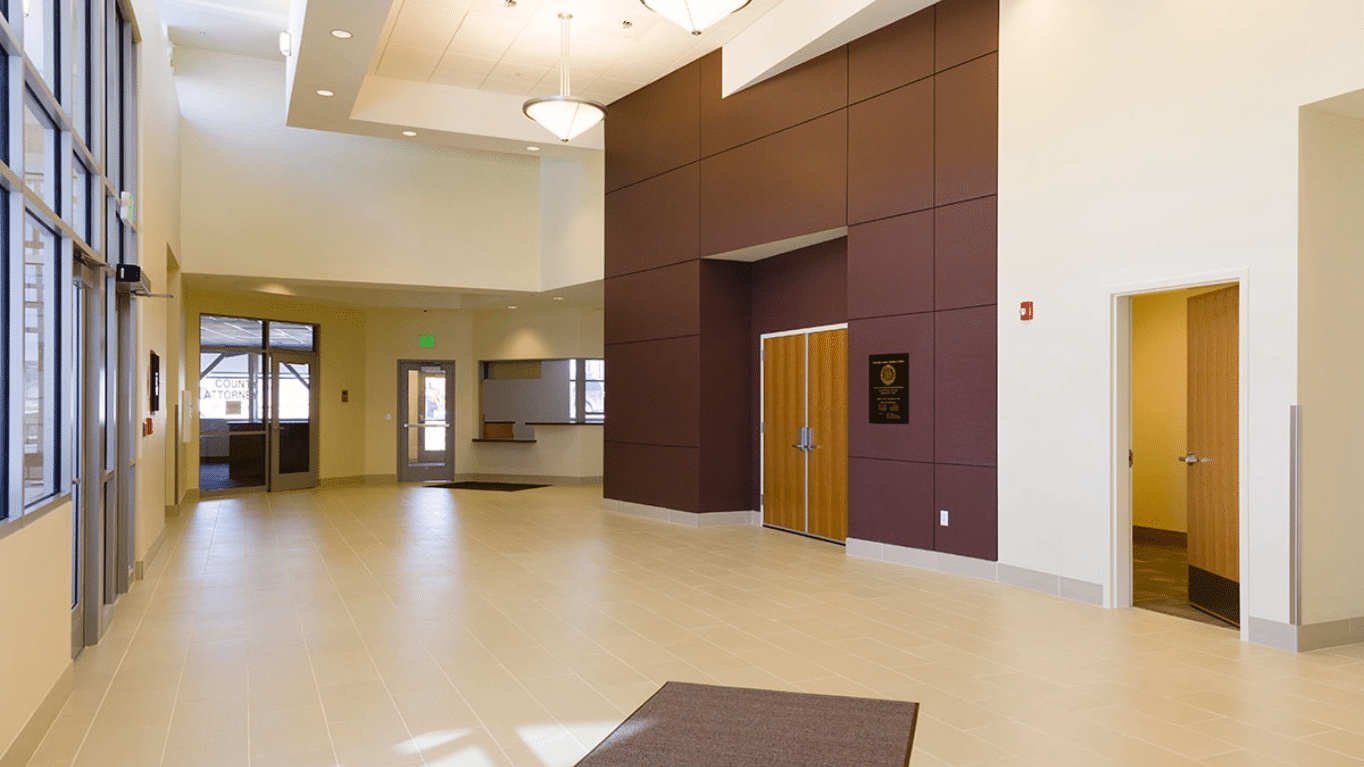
xmin=397 ymin=361 xmax=455 ymax=483
xmin=271 ymin=353 xmax=319 ymax=492
xmin=70 ymin=259 xmax=114 ymax=653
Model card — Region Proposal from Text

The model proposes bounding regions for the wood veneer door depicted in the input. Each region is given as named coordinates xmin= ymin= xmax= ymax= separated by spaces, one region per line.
xmin=763 ymin=335 xmax=807 ymax=532
xmin=807 ymin=329 xmax=849 ymax=541
xmin=1187 ymin=285 xmax=1240 ymax=625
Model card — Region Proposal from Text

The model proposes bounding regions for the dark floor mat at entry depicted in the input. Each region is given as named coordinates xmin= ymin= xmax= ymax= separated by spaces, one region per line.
xmin=426 ymin=481 xmax=548 ymax=492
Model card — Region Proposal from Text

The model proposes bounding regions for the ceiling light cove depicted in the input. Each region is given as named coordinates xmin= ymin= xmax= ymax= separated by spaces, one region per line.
xmin=641 ymin=0 xmax=752 ymax=35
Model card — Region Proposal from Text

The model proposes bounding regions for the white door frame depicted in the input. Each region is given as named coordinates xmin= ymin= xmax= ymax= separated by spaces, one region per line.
xmin=758 ymin=323 xmax=848 ymax=532
xmin=1109 ymin=270 xmax=1250 ymax=639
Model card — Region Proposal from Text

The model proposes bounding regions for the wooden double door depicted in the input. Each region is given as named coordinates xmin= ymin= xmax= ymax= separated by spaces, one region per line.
xmin=762 ymin=327 xmax=849 ymax=542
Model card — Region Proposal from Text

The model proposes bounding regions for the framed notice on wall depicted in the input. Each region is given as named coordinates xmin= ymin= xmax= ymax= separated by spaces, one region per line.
xmin=869 ymin=354 xmax=908 ymax=424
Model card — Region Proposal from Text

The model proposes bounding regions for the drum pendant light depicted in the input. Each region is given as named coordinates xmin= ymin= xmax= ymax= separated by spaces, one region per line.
xmin=640 ymin=0 xmax=751 ymax=35
xmin=523 ymin=14 xmax=607 ymax=143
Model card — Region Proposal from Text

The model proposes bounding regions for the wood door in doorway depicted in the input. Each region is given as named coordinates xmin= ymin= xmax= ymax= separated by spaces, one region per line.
xmin=807 ymin=329 xmax=848 ymax=541
xmin=1187 ymin=285 xmax=1240 ymax=625
xmin=763 ymin=335 xmax=806 ymax=532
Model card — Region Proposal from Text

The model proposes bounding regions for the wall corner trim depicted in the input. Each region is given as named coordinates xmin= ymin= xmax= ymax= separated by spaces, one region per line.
xmin=602 ymin=499 xmax=756 ymax=528
xmin=846 ymin=539 xmax=1105 ymax=607
xmin=0 ymin=664 xmax=73 ymax=767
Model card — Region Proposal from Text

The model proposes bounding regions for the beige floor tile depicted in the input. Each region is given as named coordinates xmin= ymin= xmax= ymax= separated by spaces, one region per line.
xmin=33 ymin=486 xmax=1364 ymax=767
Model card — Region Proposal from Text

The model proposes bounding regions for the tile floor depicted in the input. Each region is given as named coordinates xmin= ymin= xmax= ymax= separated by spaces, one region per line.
xmin=24 ymin=485 xmax=1364 ymax=767
xmin=1133 ymin=538 xmax=1235 ymax=630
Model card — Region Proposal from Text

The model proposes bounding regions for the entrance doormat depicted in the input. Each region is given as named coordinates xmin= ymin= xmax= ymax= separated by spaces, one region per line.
xmin=573 ymin=681 xmax=919 ymax=767
xmin=426 ymin=481 xmax=548 ymax=492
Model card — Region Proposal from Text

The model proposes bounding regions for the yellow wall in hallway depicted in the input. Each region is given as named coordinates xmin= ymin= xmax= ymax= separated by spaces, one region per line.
xmin=0 ymin=507 xmax=73 ymax=759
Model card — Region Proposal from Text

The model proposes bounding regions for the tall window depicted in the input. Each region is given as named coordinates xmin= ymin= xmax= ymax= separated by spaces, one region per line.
xmin=2 ymin=1 xmax=140 ymax=523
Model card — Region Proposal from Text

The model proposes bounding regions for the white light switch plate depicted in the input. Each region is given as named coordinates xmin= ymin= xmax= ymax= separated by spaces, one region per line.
xmin=939 ymin=510 xmax=949 ymax=526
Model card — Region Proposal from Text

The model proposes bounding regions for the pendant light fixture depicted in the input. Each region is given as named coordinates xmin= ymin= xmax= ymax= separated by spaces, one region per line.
xmin=641 ymin=0 xmax=751 ymax=35
xmin=523 ymin=14 xmax=606 ymax=143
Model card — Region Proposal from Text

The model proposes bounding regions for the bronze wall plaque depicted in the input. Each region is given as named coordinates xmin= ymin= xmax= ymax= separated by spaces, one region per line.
xmin=869 ymin=354 xmax=909 ymax=424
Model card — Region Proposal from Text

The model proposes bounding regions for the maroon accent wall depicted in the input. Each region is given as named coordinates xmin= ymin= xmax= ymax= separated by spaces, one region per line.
xmin=604 ymin=0 xmax=998 ymax=560
xmin=700 ymin=48 xmax=849 ymax=158
xmin=700 ymin=113 xmax=849 ymax=256
xmin=751 ymin=239 xmax=848 ymax=336
xmin=605 ymin=62 xmax=701 ymax=193
xmin=700 ymin=261 xmax=755 ymax=512
xmin=605 ymin=165 xmax=701 ymax=278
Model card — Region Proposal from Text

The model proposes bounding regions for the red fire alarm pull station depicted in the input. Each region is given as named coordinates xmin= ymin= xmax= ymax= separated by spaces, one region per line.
xmin=1020 ymin=301 xmax=1035 ymax=321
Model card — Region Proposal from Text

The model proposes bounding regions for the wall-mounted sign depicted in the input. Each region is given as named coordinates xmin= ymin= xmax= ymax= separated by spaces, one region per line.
xmin=869 ymin=354 xmax=908 ymax=424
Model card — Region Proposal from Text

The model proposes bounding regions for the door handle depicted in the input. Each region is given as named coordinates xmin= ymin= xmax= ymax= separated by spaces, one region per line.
xmin=1179 ymin=453 xmax=1198 ymax=464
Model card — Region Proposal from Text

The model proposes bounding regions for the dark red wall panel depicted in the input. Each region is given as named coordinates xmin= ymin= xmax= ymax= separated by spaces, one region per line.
xmin=700 ymin=261 xmax=754 ymax=512
xmin=605 ymin=261 xmax=700 ymax=345
xmin=848 ymin=458 xmax=934 ymax=549
xmin=606 ymin=61 xmax=701 ymax=193
xmin=848 ymin=6 xmax=935 ymax=104
xmin=605 ymin=164 xmax=700 ymax=278
xmin=848 ymin=79 xmax=934 ymax=225
xmin=604 ymin=337 xmax=701 ymax=448
xmin=935 ymin=196 xmax=997 ymax=310
xmin=935 ymin=0 xmax=999 ymax=72
xmin=849 ymin=314 xmax=935 ymax=463
xmin=751 ymin=239 xmax=849 ymax=336
xmin=934 ymin=464 xmax=997 ymax=560
xmin=935 ymin=53 xmax=998 ymax=207
xmin=604 ymin=0 xmax=998 ymax=555
xmin=848 ymin=211 xmax=933 ymax=320
xmin=605 ymin=442 xmax=700 ymax=512
xmin=700 ymin=48 xmax=848 ymax=158
xmin=700 ymin=112 xmax=848 ymax=256
xmin=934 ymin=306 xmax=997 ymax=467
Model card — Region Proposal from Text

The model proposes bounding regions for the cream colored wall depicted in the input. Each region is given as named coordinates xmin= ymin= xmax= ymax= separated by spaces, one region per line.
xmin=539 ymin=156 xmax=605 ymax=292
xmin=175 ymin=48 xmax=543 ymax=293
xmin=469 ymin=307 xmax=604 ymax=479
xmin=1131 ymin=290 xmax=1190 ymax=533
xmin=131 ymin=0 xmax=181 ymax=564
xmin=998 ymin=0 xmax=1364 ymax=622
xmin=184 ymin=288 xmax=368 ymax=488
xmin=0 ymin=508 xmax=73 ymax=759
xmin=362 ymin=308 xmax=476 ymax=478
xmin=1298 ymin=107 xmax=1364 ymax=624
xmin=359 ymin=305 xmax=604 ymax=480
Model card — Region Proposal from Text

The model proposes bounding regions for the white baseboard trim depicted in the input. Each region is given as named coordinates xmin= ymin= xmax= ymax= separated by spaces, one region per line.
xmin=1248 ymin=615 xmax=1364 ymax=653
xmin=847 ymin=538 xmax=1105 ymax=607
xmin=0 ymin=664 xmax=73 ymax=767
xmin=602 ymin=500 xmax=758 ymax=528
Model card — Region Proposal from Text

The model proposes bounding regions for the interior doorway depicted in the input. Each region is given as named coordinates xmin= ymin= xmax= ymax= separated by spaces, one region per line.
xmin=1124 ymin=282 xmax=1241 ymax=628
xmin=397 ymin=361 xmax=455 ymax=483
xmin=760 ymin=325 xmax=849 ymax=542
xmin=197 ymin=314 xmax=320 ymax=495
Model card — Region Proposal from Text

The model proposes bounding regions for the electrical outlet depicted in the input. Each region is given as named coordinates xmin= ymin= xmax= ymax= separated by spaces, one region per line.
xmin=939 ymin=509 xmax=949 ymax=526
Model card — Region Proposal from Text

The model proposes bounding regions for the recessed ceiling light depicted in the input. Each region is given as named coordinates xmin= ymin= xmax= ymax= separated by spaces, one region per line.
xmin=507 ymin=305 xmax=518 ymax=310
xmin=316 ymin=89 xmax=335 ymax=97
xmin=330 ymin=29 xmax=353 ymax=39
xmin=526 ymin=146 xmax=541 ymax=152
xmin=552 ymin=296 xmax=565 ymax=301
xmin=402 ymin=130 xmax=418 ymax=137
